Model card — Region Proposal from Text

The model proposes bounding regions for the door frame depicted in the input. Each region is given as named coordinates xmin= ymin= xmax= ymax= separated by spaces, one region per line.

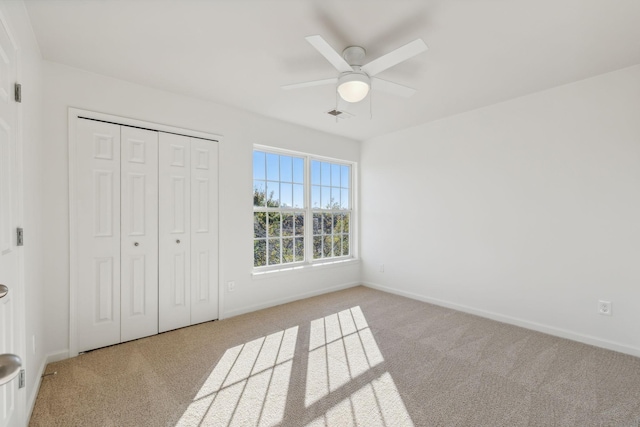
xmin=68 ymin=108 xmax=223 ymax=357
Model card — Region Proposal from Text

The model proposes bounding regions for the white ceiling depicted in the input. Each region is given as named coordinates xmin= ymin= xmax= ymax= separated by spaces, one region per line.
xmin=24 ymin=0 xmax=640 ymax=141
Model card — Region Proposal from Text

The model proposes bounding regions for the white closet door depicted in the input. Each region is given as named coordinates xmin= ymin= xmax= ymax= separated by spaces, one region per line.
xmin=120 ymin=127 xmax=159 ymax=342
xmin=158 ymin=133 xmax=191 ymax=332
xmin=76 ymin=119 xmax=122 ymax=352
xmin=190 ymin=138 xmax=219 ymax=324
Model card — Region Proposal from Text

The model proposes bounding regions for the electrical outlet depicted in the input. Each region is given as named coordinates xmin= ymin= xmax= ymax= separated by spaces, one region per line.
xmin=227 ymin=281 xmax=235 ymax=292
xmin=379 ymin=264 xmax=384 ymax=273
xmin=598 ymin=300 xmax=612 ymax=316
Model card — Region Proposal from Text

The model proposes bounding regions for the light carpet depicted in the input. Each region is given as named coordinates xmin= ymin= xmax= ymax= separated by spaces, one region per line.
xmin=30 ymin=286 xmax=640 ymax=426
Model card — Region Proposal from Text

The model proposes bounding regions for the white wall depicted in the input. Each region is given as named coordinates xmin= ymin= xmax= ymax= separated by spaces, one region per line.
xmin=42 ymin=61 xmax=360 ymax=357
xmin=0 ymin=0 xmax=45 ymax=414
xmin=361 ymin=65 xmax=640 ymax=356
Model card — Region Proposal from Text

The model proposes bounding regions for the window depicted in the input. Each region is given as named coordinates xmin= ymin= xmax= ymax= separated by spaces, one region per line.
xmin=311 ymin=160 xmax=351 ymax=260
xmin=253 ymin=148 xmax=353 ymax=269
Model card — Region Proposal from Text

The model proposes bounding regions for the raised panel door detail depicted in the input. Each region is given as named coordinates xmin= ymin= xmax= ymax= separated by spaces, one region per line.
xmin=128 ymin=139 xmax=146 ymax=163
xmin=130 ymin=255 xmax=146 ymax=316
xmin=172 ymin=176 xmax=187 ymax=233
xmin=159 ymin=132 xmax=191 ymax=333
xmin=194 ymin=178 xmax=209 ymax=233
xmin=76 ymin=118 xmax=122 ymax=353
xmin=173 ymin=253 xmax=186 ymax=306
xmin=196 ymin=250 xmax=210 ymax=302
xmin=120 ymin=126 xmax=158 ymax=343
xmin=93 ymin=170 xmax=114 ymax=237
xmin=195 ymin=148 xmax=209 ymax=170
xmin=127 ymin=173 xmax=146 ymax=236
xmin=191 ymin=138 xmax=219 ymax=324
xmin=171 ymin=144 xmax=185 ymax=167
xmin=95 ymin=257 xmax=114 ymax=322
xmin=93 ymin=134 xmax=114 ymax=160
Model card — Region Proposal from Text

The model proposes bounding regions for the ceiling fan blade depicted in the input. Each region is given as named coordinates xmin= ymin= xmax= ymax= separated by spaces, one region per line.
xmin=281 ymin=78 xmax=338 ymax=90
xmin=305 ymin=35 xmax=354 ymax=73
xmin=372 ymin=77 xmax=417 ymax=98
xmin=361 ymin=39 xmax=428 ymax=77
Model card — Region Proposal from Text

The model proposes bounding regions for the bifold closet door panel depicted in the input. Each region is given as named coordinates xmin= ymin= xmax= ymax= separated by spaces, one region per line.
xmin=190 ymin=138 xmax=219 ymax=324
xmin=76 ymin=119 xmax=122 ymax=352
xmin=158 ymin=133 xmax=191 ymax=333
xmin=120 ymin=126 xmax=159 ymax=342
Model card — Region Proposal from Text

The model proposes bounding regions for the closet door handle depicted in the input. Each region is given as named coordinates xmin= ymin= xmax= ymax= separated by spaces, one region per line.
xmin=134 ymin=242 xmax=139 ymax=247
xmin=176 ymin=239 xmax=180 ymax=244
xmin=0 ymin=284 xmax=8 ymax=299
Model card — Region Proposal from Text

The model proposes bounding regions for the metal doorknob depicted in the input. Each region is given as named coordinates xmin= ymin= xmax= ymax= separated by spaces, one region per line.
xmin=0 ymin=284 xmax=7 ymax=299
xmin=176 ymin=239 xmax=180 ymax=244
xmin=0 ymin=353 xmax=22 ymax=386
xmin=134 ymin=242 xmax=139 ymax=246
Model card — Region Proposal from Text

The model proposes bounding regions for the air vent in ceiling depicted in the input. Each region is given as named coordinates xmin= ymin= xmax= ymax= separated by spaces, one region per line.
xmin=326 ymin=109 xmax=354 ymax=119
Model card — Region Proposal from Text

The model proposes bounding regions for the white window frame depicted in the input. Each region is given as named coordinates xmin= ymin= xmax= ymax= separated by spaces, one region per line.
xmin=253 ymin=145 xmax=357 ymax=274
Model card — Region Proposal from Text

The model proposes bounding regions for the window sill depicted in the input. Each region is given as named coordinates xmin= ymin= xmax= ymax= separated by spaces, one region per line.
xmin=252 ymin=257 xmax=359 ymax=280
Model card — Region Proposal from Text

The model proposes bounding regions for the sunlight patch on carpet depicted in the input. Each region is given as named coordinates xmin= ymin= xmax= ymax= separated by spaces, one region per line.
xmin=176 ymin=326 xmax=298 ymax=427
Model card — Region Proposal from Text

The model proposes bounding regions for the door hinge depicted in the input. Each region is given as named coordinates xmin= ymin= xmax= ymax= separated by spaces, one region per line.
xmin=14 ymin=83 xmax=21 ymax=103
xmin=16 ymin=228 xmax=23 ymax=246
xmin=18 ymin=369 xmax=25 ymax=388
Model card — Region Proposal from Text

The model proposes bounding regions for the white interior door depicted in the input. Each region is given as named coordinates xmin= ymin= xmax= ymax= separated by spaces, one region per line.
xmin=0 ymin=14 xmax=25 ymax=427
xmin=76 ymin=119 xmax=122 ymax=352
xmin=120 ymin=127 xmax=159 ymax=342
xmin=159 ymin=133 xmax=191 ymax=333
xmin=190 ymin=138 xmax=219 ymax=324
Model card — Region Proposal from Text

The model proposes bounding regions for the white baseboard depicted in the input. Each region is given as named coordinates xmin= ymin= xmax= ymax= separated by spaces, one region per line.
xmin=363 ymin=281 xmax=640 ymax=358
xmin=27 ymin=350 xmax=69 ymax=423
xmin=223 ymin=281 xmax=361 ymax=319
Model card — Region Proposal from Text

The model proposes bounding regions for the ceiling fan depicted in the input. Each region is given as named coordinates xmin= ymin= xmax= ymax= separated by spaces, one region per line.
xmin=282 ymin=35 xmax=428 ymax=103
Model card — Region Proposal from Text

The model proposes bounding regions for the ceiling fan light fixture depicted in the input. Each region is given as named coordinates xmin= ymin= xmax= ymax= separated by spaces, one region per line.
xmin=337 ymin=72 xmax=370 ymax=103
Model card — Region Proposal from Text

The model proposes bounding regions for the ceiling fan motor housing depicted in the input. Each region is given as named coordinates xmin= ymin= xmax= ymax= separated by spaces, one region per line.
xmin=342 ymin=46 xmax=366 ymax=66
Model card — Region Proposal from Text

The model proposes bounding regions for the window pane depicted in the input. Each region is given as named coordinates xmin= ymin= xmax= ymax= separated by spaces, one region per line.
xmin=341 ymin=165 xmax=350 ymax=189
xmin=312 ymin=185 xmax=321 ymax=208
xmin=321 ymin=186 xmax=330 ymax=209
xmin=313 ymin=236 xmax=322 ymax=259
xmin=331 ymin=187 xmax=341 ymax=209
xmin=293 ymin=158 xmax=304 ymax=184
xmin=343 ymin=213 xmax=350 ymax=233
xmin=266 ymin=181 xmax=279 ymax=207
xmin=322 ymin=213 xmax=332 ymax=235
xmin=342 ymin=235 xmax=349 ymax=256
xmin=331 ymin=164 xmax=341 ymax=187
xmin=280 ymin=183 xmax=292 ymax=207
xmin=268 ymin=239 xmax=281 ymax=265
xmin=253 ymin=180 xmax=266 ymax=207
xmin=333 ymin=213 xmax=343 ymax=234
xmin=295 ymin=237 xmax=304 ymax=261
xmin=282 ymin=238 xmax=294 ymax=263
xmin=323 ymin=236 xmax=332 ymax=257
xmin=293 ymin=184 xmax=304 ymax=208
xmin=254 ymin=212 xmax=266 ymax=238
xmin=313 ymin=213 xmax=322 ymax=235
xmin=254 ymin=240 xmax=266 ymax=267
xmin=280 ymin=156 xmax=293 ymax=182
xmin=268 ymin=212 xmax=281 ymax=237
xmin=333 ymin=236 xmax=342 ymax=257
xmin=266 ymin=153 xmax=279 ymax=181
xmin=341 ymin=188 xmax=350 ymax=209
xmin=253 ymin=151 xmax=266 ymax=180
xmin=311 ymin=160 xmax=321 ymax=185
xmin=295 ymin=214 xmax=304 ymax=236
xmin=321 ymin=162 xmax=330 ymax=186
xmin=282 ymin=213 xmax=294 ymax=237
